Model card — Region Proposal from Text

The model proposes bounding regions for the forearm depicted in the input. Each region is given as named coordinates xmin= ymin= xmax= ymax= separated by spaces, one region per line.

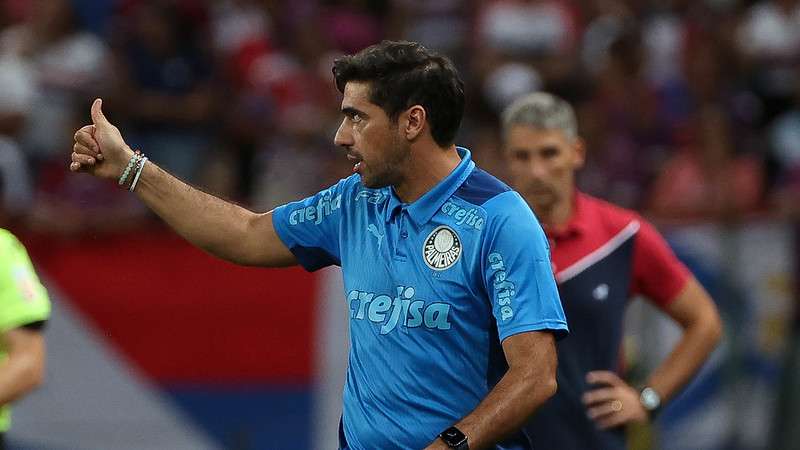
xmin=134 ymin=156 xmax=262 ymax=265
xmin=71 ymin=102 xmax=296 ymax=267
xmin=451 ymin=368 xmax=555 ymax=450
xmin=645 ymin=319 xmax=721 ymax=402
xmin=0 ymin=357 xmax=43 ymax=406
xmin=0 ymin=331 xmax=45 ymax=406
xmin=646 ymin=279 xmax=723 ymax=403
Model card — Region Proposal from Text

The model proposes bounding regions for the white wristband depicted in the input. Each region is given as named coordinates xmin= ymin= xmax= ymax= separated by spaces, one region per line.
xmin=129 ymin=157 xmax=148 ymax=192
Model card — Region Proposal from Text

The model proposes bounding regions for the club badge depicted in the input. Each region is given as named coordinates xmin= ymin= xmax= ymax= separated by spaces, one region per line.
xmin=423 ymin=226 xmax=462 ymax=270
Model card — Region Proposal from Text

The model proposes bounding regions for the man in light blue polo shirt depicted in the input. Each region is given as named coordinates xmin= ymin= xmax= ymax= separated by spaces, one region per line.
xmin=69 ymin=40 xmax=567 ymax=450
xmin=273 ymin=145 xmax=568 ymax=449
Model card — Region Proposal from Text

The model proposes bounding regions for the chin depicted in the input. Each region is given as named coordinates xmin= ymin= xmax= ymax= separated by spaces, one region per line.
xmin=360 ymin=174 xmax=387 ymax=189
xmin=528 ymin=193 xmax=556 ymax=211
xmin=361 ymin=167 xmax=399 ymax=189
xmin=361 ymin=178 xmax=378 ymax=188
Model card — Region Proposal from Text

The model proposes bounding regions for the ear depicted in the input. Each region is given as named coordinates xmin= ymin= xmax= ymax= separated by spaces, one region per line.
xmin=402 ymin=105 xmax=426 ymax=141
xmin=573 ymin=137 xmax=587 ymax=169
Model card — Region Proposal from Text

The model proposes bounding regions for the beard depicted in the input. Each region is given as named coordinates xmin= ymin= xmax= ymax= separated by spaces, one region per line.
xmin=360 ymin=134 xmax=410 ymax=189
xmin=524 ymin=184 xmax=560 ymax=213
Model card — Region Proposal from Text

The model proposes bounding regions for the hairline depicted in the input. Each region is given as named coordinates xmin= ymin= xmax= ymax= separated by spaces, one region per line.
xmin=501 ymin=93 xmax=579 ymax=143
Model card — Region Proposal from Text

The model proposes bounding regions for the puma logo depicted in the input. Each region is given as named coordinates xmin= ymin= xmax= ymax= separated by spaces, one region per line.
xmin=367 ymin=224 xmax=384 ymax=250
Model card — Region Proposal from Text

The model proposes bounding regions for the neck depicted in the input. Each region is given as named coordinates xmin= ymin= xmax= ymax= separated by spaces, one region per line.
xmin=394 ymin=144 xmax=461 ymax=203
xmin=534 ymin=186 xmax=576 ymax=231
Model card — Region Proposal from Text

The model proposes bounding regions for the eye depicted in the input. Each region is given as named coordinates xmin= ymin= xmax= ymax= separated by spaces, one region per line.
xmin=511 ymin=150 xmax=530 ymax=162
xmin=347 ymin=112 xmax=363 ymax=124
xmin=540 ymin=146 xmax=559 ymax=159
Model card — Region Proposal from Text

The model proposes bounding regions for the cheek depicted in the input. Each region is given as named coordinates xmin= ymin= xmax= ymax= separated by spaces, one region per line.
xmin=550 ymin=162 xmax=574 ymax=183
xmin=355 ymin=123 xmax=380 ymax=148
xmin=351 ymin=125 xmax=363 ymax=142
xmin=506 ymin=158 xmax=527 ymax=173
xmin=507 ymin=167 xmax=535 ymax=189
xmin=509 ymin=164 xmax=528 ymax=181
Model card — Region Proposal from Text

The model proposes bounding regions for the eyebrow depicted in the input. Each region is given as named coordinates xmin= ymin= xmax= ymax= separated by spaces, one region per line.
xmin=341 ymin=107 xmax=368 ymax=118
xmin=507 ymin=145 xmax=559 ymax=154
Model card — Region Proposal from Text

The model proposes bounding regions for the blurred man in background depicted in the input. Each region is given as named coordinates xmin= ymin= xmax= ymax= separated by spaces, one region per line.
xmin=0 ymin=223 xmax=50 ymax=450
xmin=69 ymin=41 xmax=568 ymax=450
xmin=502 ymin=92 xmax=723 ymax=450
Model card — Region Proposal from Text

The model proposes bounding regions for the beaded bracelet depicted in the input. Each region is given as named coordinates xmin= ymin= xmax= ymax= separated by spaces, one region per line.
xmin=123 ymin=154 xmax=139 ymax=190
xmin=129 ymin=157 xmax=148 ymax=192
xmin=118 ymin=150 xmax=142 ymax=186
xmin=121 ymin=152 xmax=146 ymax=191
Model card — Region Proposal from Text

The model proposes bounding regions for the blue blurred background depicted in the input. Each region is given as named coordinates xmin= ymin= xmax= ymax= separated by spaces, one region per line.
xmin=0 ymin=0 xmax=797 ymax=449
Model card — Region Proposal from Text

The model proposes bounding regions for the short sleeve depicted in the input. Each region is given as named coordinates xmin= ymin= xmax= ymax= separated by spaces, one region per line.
xmin=482 ymin=192 xmax=569 ymax=342
xmin=0 ymin=231 xmax=51 ymax=332
xmin=631 ymin=219 xmax=691 ymax=308
xmin=272 ymin=177 xmax=355 ymax=272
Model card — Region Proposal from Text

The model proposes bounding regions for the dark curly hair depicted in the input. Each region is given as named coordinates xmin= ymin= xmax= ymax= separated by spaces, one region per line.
xmin=333 ymin=40 xmax=465 ymax=147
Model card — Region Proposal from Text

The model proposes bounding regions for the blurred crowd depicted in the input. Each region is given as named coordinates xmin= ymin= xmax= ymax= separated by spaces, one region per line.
xmin=0 ymin=0 xmax=798 ymax=236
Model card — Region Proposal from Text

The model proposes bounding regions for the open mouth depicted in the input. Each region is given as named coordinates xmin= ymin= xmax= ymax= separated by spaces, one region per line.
xmin=347 ymin=153 xmax=363 ymax=173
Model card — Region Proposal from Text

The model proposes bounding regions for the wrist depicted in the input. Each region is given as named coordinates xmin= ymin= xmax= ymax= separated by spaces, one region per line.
xmin=115 ymin=145 xmax=135 ymax=178
xmin=117 ymin=148 xmax=148 ymax=192
xmin=438 ymin=426 xmax=469 ymax=450
xmin=429 ymin=440 xmax=450 ymax=450
xmin=639 ymin=386 xmax=662 ymax=419
xmin=118 ymin=149 xmax=141 ymax=188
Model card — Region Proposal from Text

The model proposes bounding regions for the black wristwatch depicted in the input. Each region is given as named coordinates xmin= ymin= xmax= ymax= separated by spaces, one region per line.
xmin=439 ymin=426 xmax=469 ymax=450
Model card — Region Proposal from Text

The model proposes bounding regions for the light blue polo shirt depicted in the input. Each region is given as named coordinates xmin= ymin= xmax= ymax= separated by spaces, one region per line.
xmin=273 ymin=148 xmax=568 ymax=450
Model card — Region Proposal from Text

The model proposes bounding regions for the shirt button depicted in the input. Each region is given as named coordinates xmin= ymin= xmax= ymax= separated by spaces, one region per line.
xmin=401 ymin=232 xmax=408 ymax=239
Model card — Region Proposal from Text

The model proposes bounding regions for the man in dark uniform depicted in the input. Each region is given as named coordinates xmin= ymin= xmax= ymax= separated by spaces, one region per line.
xmin=502 ymin=92 xmax=723 ymax=449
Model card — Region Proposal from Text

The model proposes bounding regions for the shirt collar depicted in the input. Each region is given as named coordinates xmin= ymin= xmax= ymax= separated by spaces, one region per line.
xmin=546 ymin=190 xmax=590 ymax=240
xmin=384 ymin=147 xmax=476 ymax=225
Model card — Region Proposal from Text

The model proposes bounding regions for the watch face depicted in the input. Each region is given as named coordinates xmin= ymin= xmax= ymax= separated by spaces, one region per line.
xmin=640 ymin=387 xmax=661 ymax=410
xmin=443 ymin=429 xmax=461 ymax=439
xmin=440 ymin=427 xmax=467 ymax=447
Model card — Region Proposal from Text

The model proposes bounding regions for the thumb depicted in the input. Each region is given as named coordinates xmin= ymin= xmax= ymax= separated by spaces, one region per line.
xmin=91 ymin=98 xmax=108 ymax=126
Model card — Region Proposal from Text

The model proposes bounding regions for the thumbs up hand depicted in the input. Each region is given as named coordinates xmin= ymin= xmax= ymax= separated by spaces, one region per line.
xmin=70 ymin=98 xmax=134 ymax=179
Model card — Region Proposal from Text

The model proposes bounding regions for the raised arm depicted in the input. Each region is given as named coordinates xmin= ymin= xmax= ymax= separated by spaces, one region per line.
xmin=70 ymin=99 xmax=296 ymax=268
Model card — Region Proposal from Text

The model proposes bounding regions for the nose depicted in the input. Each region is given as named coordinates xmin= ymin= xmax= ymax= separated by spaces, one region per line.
xmin=527 ymin=157 xmax=550 ymax=181
xmin=334 ymin=119 xmax=353 ymax=148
